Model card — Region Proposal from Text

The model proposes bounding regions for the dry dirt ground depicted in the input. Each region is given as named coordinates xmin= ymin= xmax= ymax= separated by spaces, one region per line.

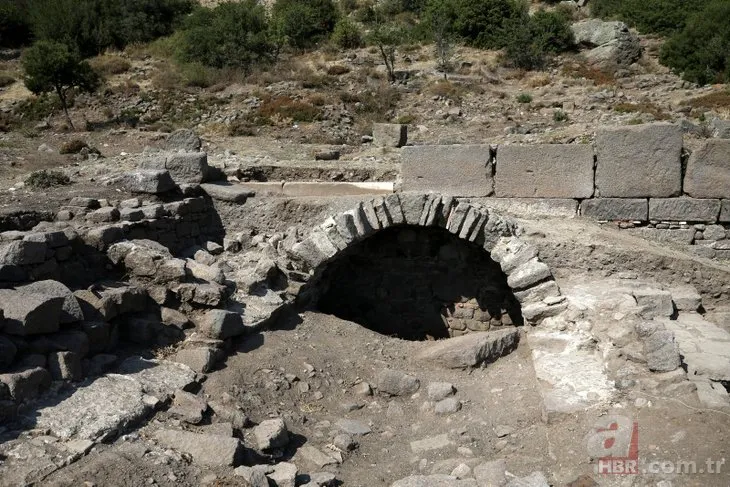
xmin=3 ymin=212 xmax=730 ymax=487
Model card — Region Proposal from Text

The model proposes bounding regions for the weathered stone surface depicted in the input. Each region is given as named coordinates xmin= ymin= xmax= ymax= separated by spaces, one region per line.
xmin=282 ymin=181 xmax=393 ymax=197
xmin=0 ymin=366 xmax=51 ymax=401
xmin=335 ymin=418 xmax=371 ymax=436
xmin=23 ymin=230 xmax=69 ymax=248
xmin=375 ymin=369 xmax=420 ymax=396
xmin=490 ymin=237 xmax=539 ymax=275
xmin=474 ymin=198 xmax=578 ymax=219
xmin=87 ymin=207 xmax=120 ymax=223
xmin=199 ymin=309 xmax=245 ymax=340
xmin=0 ymin=240 xmax=46 ymax=265
xmin=633 ymin=289 xmax=674 ymax=319
xmin=298 ymin=445 xmax=339 ymax=468
xmin=122 ymin=170 xmax=176 ymax=194
xmin=427 ymin=382 xmax=456 ymax=401
xmin=572 ymin=19 xmax=640 ymax=67
xmin=119 ymin=207 xmax=144 ymax=222
xmin=165 ymin=128 xmax=202 ymax=152
xmin=505 ymin=472 xmax=549 ymax=487
xmin=417 ymin=329 xmax=519 ymax=369
xmin=254 ymin=418 xmax=289 ymax=450
xmin=23 ymin=280 xmax=83 ymax=324
xmin=200 ymin=182 xmax=254 ymax=202
xmin=684 ymin=140 xmax=730 ymax=198
xmin=392 ymin=475 xmax=476 ymax=487
xmin=514 ymin=280 xmax=561 ymax=305
xmin=507 ymin=258 xmax=552 ymax=290
xmin=721 ymin=200 xmax=730 ymax=223
xmin=636 ymin=322 xmax=680 ymax=372
xmin=494 ymin=144 xmax=594 ymax=198
xmin=649 ymin=198 xmax=720 ymax=222
xmin=168 ymin=390 xmax=207 ymax=424
xmin=400 ymin=193 xmax=430 ymax=225
xmin=670 ymin=285 xmax=702 ymax=312
xmin=144 ymin=152 xmax=211 ymax=184
xmin=173 ymin=347 xmax=216 ymax=373
xmin=155 ymin=429 xmax=241 ymax=466
xmin=595 ymin=123 xmax=682 ymax=197
xmin=373 ymin=123 xmax=407 ymax=147
xmin=402 ymin=145 xmax=492 ymax=196
xmin=268 ymin=461 xmax=298 ymax=487
xmin=581 ymin=198 xmax=648 ymax=221
xmin=0 ymin=283 xmax=65 ymax=336
xmin=663 ymin=313 xmax=730 ymax=381
xmin=434 ymin=397 xmax=462 ymax=414
xmin=473 ymin=459 xmax=507 ymax=487
xmin=115 ymin=357 xmax=197 ymax=403
xmin=186 ymin=259 xmax=225 ymax=284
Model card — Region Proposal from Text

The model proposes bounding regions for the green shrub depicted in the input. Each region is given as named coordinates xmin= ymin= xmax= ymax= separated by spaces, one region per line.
xmin=332 ymin=17 xmax=363 ymax=49
xmin=25 ymin=170 xmax=71 ymax=188
xmin=659 ymin=0 xmax=730 ymax=85
xmin=516 ymin=92 xmax=532 ymax=103
xmin=271 ymin=0 xmax=338 ymax=49
xmin=29 ymin=0 xmax=195 ymax=57
xmin=590 ymin=0 xmax=708 ymax=36
xmin=502 ymin=9 xmax=574 ymax=70
xmin=553 ymin=110 xmax=569 ymax=122
xmin=89 ymin=55 xmax=131 ymax=76
xmin=176 ymin=2 xmax=272 ymax=70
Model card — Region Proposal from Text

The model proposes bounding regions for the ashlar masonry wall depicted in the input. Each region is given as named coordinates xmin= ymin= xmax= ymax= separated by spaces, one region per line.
xmin=401 ymin=122 xmax=730 ymax=257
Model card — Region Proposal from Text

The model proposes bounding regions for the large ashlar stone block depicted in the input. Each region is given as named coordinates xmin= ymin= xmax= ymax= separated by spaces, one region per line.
xmin=401 ymin=145 xmax=492 ymax=197
xmin=581 ymin=198 xmax=648 ymax=221
xmin=595 ymin=123 xmax=682 ymax=197
xmin=684 ymin=140 xmax=730 ymax=198
xmin=649 ymin=198 xmax=720 ymax=223
xmin=494 ymin=144 xmax=594 ymax=198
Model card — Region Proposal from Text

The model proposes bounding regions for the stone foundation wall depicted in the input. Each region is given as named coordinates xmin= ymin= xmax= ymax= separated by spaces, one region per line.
xmin=401 ymin=122 xmax=730 ymax=256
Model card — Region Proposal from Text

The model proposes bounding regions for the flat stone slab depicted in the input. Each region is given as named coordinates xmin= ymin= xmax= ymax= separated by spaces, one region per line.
xmin=662 ymin=314 xmax=730 ymax=381
xmin=684 ymin=140 xmax=730 ymax=198
xmin=494 ymin=144 xmax=594 ymax=198
xmin=528 ymin=329 xmax=614 ymax=423
xmin=200 ymin=183 xmax=254 ymax=203
xmin=581 ymin=198 xmax=648 ymax=221
xmin=416 ymin=329 xmax=519 ymax=369
xmin=410 ymin=434 xmax=455 ymax=453
xmin=649 ymin=198 xmax=720 ymax=222
xmin=402 ymin=145 xmax=492 ymax=197
xmin=282 ymin=182 xmax=394 ymax=197
xmin=721 ymin=200 xmax=730 ymax=223
xmin=595 ymin=123 xmax=682 ymax=197
xmin=154 ymin=429 xmax=241 ymax=466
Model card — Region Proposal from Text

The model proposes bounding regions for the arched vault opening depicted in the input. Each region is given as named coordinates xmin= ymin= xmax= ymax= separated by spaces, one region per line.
xmin=289 ymin=194 xmax=565 ymax=340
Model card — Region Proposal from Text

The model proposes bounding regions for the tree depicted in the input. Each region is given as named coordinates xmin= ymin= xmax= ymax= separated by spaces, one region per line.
xmin=176 ymin=1 xmax=273 ymax=70
xmin=22 ymin=40 xmax=100 ymax=129
xmin=368 ymin=21 xmax=408 ymax=83
xmin=424 ymin=0 xmax=458 ymax=78
xmin=0 ymin=0 xmax=32 ymax=47
xmin=271 ymin=0 xmax=338 ymax=49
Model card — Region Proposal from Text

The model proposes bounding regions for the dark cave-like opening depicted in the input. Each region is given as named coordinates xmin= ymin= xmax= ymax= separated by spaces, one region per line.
xmin=312 ymin=226 xmax=523 ymax=341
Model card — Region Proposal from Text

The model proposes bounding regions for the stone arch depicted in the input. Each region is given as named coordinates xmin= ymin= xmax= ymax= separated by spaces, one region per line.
xmin=289 ymin=193 xmax=566 ymax=330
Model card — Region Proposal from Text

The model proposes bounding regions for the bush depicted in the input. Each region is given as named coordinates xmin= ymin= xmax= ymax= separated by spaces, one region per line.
xmin=176 ymin=2 xmax=272 ymax=70
xmin=271 ymin=0 xmax=338 ymax=49
xmin=258 ymin=96 xmax=321 ymax=122
xmin=516 ymin=92 xmax=532 ymax=103
xmin=591 ymin=0 xmax=708 ymax=36
xmin=327 ymin=65 xmax=350 ymax=76
xmin=659 ymin=0 xmax=730 ymax=85
xmin=332 ymin=17 xmax=363 ymax=49
xmin=502 ymin=9 xmax=574 ymax=70
xmin=89 ymin=55 xmax=131 ymax=76
xmin=553 ymin=110 xmax=569 ymax=122
xmin=25 ymin=170 xmax=71 ymax=188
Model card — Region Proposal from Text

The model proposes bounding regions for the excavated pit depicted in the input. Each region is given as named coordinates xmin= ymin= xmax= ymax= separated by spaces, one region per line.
xmin=310 ymin=226 xmax=523 ymax=341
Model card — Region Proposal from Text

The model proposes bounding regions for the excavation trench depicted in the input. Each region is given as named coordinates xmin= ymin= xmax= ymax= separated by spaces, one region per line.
xmin=308 ymin=225 xmax=523 ymax=341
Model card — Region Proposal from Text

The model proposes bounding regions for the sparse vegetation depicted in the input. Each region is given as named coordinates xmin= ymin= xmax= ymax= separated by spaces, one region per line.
xmin=0 ymin=73 xmax=14 ymax=87
xmin=59 ymin=139 xmax=88 ymax=154
xmin=332 ymin=17 xmax=363 ymax=49
xmin=681 ymin=90 xmax=730 ymax=111
xmin=25 ymin=169 xmax=70 ymax=188
xmin=562 ymin=63 xmax=616 ymax=85
xmin=258 ymin=96 xmax=321 ymax=123
xmin=516 ymin=93 xmax=533 ymax=103
xmin=613 ymin=102 xmax=670 ymax=120
xmin=89 ymin=55 xmax=132 ymax=76
xmin=553 ymin=110 xmax=569 ymax=122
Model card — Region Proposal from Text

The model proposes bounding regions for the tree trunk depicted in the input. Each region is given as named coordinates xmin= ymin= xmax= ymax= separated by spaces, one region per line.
xmin=56 ymin=86 xmax=74 ymax=130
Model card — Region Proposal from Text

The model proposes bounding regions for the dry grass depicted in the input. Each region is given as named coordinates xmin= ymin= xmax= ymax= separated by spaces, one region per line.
xmin=613 ymin=102 xmax=670 ymax=120
xmin=326 ymin=65 xmax=350 ymax=76
xmin=258 ymin=96 xmax=321 ymax=123
xmin=90 ymin=55 xmax=132 ymax=76
xmin=428 ymin=80 xmax=464 ymax=103
xmin=562 ymin=63 xmax=615 ymax=86
xmin=681 ymin=90 xmax=730 ymax=111
xmin=0 ymin=73 xmax=15 ymax=88
xmin=525 ymin=73 xmax=551 ymax=88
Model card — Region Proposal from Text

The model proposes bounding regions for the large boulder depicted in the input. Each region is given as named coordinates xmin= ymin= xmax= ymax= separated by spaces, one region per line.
xmin=417 ymin=329 xmax=519 ymax=369
xmin=121 ymin=170 xmax=176 ymax=194
xmin=143 ymin=152 xmax=211 ymax=184
xmin=22 ymin=280 xmax=84 ymax=324
xmin=0 ymin=281 xmax=68 ymax=336
xmin=165 ymin=128 xmax=202 ymax=152
xmin=571 ymin=19 xmax=641 ymax=67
